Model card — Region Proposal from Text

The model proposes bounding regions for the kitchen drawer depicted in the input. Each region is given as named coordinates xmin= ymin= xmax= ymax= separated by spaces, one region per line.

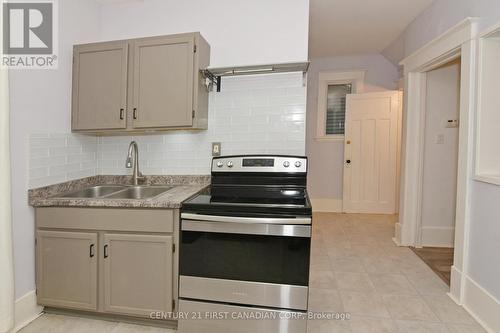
xmin=36 ymin=207 xmax=174 ymax=233
xmin=179 ymin=276 xmax=308 ymax=310
xmin=178 ymin=300 xmax=307 ymax=333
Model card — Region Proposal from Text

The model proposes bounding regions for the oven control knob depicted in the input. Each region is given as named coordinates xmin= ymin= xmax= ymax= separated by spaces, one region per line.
xmin=227 ymin=161 xmax=234 ymax=168
xmin=295 ymin=161 xmax=302 ymax=168
xmin=216 ymin=161 xmax=223 ymax=168
xmin=283 ymin=161 xmax=290 ymax=168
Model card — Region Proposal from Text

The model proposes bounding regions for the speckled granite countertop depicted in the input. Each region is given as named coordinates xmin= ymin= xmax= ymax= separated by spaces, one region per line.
xmin=28 ymin=175 xmax=210 ymax=209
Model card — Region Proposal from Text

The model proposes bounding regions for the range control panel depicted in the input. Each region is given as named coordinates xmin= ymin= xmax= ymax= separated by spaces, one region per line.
xmin=212 ymin=155 xmax=307 ymax=173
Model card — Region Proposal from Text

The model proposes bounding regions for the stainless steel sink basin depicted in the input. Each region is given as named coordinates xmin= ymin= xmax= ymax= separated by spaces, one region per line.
xmin=105 ymin=186 xmax=174 ymax=200
xmin=58 ymin=185 xmax=126 ymax=199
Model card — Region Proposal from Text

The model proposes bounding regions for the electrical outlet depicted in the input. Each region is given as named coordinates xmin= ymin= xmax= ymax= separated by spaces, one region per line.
xmin=212 ymin=142 xmax=221 ymax=156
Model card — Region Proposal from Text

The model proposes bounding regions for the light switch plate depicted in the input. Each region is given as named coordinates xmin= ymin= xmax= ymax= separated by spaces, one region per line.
xmin=445 ymin=119 xmax=459 ymax=128
xmin=212 ymin=142 xmax=221 ymax=156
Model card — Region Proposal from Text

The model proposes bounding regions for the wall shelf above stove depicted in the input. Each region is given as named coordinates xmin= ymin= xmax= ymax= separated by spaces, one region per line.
xmin=202 ymin=61 xmax=309 ymax=92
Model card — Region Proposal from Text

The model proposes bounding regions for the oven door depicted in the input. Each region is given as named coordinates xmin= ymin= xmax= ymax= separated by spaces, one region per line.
xmin=179 ymin=214 xmax=311 ymax=311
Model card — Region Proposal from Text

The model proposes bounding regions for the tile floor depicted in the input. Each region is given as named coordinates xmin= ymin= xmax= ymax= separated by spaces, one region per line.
xmin=20 ymin=213 xmax=485 ymax=333
xmin=307 ymin=213 xmax=484 ymax=333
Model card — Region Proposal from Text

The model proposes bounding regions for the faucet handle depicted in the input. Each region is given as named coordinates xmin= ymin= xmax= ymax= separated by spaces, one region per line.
xmin=136 ymin=173 xmax=146 ymax=184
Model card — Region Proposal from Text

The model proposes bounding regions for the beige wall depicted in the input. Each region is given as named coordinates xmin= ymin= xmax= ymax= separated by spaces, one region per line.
xmin=306 ymin=54 xmax=398 ymax=210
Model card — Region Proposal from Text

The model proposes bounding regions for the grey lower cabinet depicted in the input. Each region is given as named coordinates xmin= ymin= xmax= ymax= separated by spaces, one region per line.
xmin=72 ymin=32 xmax=210 ymax=133
xmin=35 ymin=208 xmax=178 ymax=320
xmin=36 ymin=230 xmax=98 ymax=311
xmin=103 ymin=233 xmax=173 ymax=316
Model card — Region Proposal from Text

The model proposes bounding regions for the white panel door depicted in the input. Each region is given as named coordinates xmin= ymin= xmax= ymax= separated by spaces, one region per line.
xmin=343 ymin=91 xmax=400 ymax=214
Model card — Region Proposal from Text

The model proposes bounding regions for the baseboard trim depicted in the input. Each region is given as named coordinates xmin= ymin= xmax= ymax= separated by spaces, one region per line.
xmin=421 ymin=226 xmax=455 ymax=247
xmin=394 ymin=222 xmax=402 ymax=245
xmin=463 ymin=276 xmax=500 ymax=333
xmin=13 ymin=290 xmax=43 ymax=332
xmin=310 ymin=198 xmax=342 ymax=212
xmin=449 ymin=265 xmax=462 ymax=303
xmin=44 ymin=307 xmax=176 ymax=329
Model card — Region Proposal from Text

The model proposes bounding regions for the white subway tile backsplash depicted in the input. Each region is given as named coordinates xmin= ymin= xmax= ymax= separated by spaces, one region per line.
xmin=29 ymin=167 xmax=48 ymax=179
xmin=29 ymin=133 xmax=97 ymax=188
xmin=66 ymin=169 xmax=95 ymax=180
xmin=29 ymin=137 xmax=66 ymax=148
xmin=30 ymin=148 xmax=49 ymax=158
xmin=29 ymin=72 xmax=306 ymax=186
xmin=30 ymin=156 xmax=66 ymax=167
xmin=67 ymin=153 xmax=96 ymax=164
xmin=50 ymin=162 xmax=81 ymax=176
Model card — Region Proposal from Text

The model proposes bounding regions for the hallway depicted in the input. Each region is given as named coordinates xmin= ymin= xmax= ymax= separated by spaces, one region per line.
xmin=307 ymin=213 xmax=485 ymax=332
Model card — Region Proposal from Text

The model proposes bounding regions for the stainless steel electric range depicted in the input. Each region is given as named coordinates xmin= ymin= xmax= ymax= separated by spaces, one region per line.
xmin=178 ymin=155 xmax=312 ymax=333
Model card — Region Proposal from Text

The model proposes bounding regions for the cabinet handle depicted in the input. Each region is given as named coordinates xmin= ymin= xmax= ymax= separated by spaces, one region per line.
xmin=104 ymin=244 xmax=109 ymax=258
xmin=133 ymin=108 xmax=137 ymax=120
xmin=89 ymin=244 xmax=95 ymax=258
xmin=119 ymin=108 xmax=124 ymax=120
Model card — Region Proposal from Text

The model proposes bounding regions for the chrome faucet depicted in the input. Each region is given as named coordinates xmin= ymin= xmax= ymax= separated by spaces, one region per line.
xmin=125 ymin=141 xmax=145 ymax=186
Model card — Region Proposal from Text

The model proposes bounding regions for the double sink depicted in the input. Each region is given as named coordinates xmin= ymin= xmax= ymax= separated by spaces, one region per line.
xmin=56 ymin=185 xmax=174 ymax=200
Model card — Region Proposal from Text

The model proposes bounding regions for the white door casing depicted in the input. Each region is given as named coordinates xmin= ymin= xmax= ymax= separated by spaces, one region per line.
xmin=398 ymin=18 xmax=478 ymax=305
xmin=343 ymin=91 xmax=400 ymax=214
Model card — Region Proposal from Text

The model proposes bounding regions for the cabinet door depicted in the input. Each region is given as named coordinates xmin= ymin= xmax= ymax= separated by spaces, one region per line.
xmin=36 ymin=230 xmax=98 ymax=310
xmin=72 ymin=41 xmax=128 ymax=130
xmin=103 ymin=233 xmax=174 ymax=317
xmin=132 ymin=35 xmax=195 ymax=128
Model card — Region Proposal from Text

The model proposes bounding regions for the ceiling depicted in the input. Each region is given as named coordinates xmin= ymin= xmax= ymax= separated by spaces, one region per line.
xmin=309 ymin=0 xmax=434 ymax=58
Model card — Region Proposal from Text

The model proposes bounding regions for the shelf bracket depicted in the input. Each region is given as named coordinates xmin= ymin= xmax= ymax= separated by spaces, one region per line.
xmin=201 ymin=69 xmax=221 ymax=92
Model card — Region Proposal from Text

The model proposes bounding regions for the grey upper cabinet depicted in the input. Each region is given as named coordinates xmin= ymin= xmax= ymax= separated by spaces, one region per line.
xmin=132 ymin=35 xmax=195 ymax=128
xmin=72 ymin=41 xmax=128 ymax=131
xmin=71 ymin=32 xmax=210 ymax=133
xmin=36 ymin=230 xmax=98 ymax=311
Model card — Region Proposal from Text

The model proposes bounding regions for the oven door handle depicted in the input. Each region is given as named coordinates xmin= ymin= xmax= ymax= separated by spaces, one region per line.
xmin=181 ymin=220 xmax=311 ymax=237
xmin=180 ymin=213 xmax=311 ymax=225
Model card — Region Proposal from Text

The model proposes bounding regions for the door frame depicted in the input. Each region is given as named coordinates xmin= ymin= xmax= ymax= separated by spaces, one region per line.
xmin=397 ymin=17 xmax=479 ymax=304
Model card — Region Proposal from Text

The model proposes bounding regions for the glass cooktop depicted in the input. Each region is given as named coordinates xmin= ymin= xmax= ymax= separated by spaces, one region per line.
xmin=182 ymin=186 xmax=312 ymax=217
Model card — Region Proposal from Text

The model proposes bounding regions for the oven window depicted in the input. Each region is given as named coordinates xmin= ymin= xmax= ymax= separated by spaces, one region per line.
xmin=180 ymin=231 xmax=310 ymax=286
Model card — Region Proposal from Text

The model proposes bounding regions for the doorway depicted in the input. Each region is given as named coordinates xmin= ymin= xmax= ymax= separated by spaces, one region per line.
xmin=407 ymin=59 xmax=461 ymax=285
xmin=411 ymin=59 xmax=461 ymax=285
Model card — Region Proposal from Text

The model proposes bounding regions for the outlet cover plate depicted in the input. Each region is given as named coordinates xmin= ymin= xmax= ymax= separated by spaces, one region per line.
xmin=212 ymin=142 xmax=221 ymax=157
